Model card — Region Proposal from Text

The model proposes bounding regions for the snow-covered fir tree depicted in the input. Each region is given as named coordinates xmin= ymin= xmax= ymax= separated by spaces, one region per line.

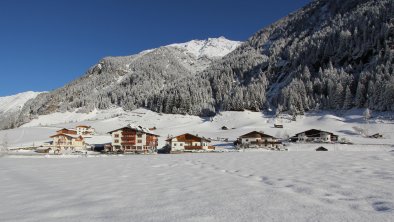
xmin=0 ymin=0 xmax=393 ymax=130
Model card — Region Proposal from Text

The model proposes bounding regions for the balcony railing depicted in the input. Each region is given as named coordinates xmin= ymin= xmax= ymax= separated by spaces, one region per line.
xmin=184 ymin=146 xmax=204 ymax=150
xmin=121 ymin=137 xmax=135 ymax=140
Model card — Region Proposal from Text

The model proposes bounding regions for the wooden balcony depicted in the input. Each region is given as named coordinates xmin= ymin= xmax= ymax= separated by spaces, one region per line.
xmin=184 ymin=145 xmax=204 ymax=150
xmin=184 ymin=145 xmax=215 ymax=150
xmin=249 ymin=140 xmax=281 ymax=145
xmin=121 ymin=136 xmax=135 ymax=140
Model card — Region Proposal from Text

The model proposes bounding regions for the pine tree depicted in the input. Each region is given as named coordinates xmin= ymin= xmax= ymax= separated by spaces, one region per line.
xmin=343 ymin=85 xmax=353 ymax=109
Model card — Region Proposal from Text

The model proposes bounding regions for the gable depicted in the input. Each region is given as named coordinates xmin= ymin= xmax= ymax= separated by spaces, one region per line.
xmin=169 ymin=133 xmax=210 ymax=143
xmin=56 ymin=128 xmax=77 ymax=135
xmin=108 ymin=126 xmax=159 ymax=137
xmin=297 ymin=129 xmax=335 ymax=137
xmin=240 ymin=131 xmax=275 ymax=139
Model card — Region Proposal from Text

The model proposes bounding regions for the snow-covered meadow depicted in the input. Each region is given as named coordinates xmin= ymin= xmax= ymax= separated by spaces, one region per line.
xmin=1 ymin=109 xmax=394 ymax=221
xmin=1 ymin=152 xmax=394 ymax=222
xmin=1 ymin=108 xmax=393 ymax=151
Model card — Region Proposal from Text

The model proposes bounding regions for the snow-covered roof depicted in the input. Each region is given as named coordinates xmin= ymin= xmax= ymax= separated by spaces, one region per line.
xmin=166 ymin=133 xmax=211 ymax=142
xmin=108 ymin=124 xmax=159 ymax=136
xmin=293 ymin=129 xmax=337 ymax=137
xmin=84 ymin=136 xmax=112 ymax=145
xmin=56 ymin=128 xmax=78 ymax=134
xmin=239 ymin=131 xmax=276 ymax=139
xmin=76 ymin=125 xmax=91 ymax=128
xmin=50 ymin=133 xmax=82 ymax=139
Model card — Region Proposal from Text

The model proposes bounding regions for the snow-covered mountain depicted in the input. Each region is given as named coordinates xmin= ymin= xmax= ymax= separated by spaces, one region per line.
xmin=168 ymin=36 xmax=241 ymax=59
xmin=0 ymin=91 xmax=42 ymax=114
xmin=205 ymin=0 xmax=394 ymax=115
xmin=0 ymin=37 xmax=241 ymax=129
xmin=2 ymin=0 xmax=393 ymax=130
xmin=165 ymin=37 xmax=241 ymax=72
xmin=0 ymin=91 xmax=42 ymax=130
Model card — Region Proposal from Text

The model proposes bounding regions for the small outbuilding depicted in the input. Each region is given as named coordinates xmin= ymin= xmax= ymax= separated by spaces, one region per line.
xmin=274 ymin=124 xmax=283 ymax=128
xmin=35 ymin=147 xmax=52 ymax=153
xmin=368 ymin=133 xmax=383 ymax=139
xmin=316 ymin=146 xmax=328 ymax=151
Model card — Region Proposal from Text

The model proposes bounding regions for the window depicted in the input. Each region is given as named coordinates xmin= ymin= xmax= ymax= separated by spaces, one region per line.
xmin=137 ymin=134 xmax=142 ymax=138
xmin=137 ymin=140 xmax=142 ymax=143
xmin=114 ymin=134 xmax=119 ymax=138
xmin=180 ymin=143 xmax=183 ymax=146
xmin=174 ymin=143 xmax=177 ymax=146
xmin=246 ymin=139 xmax=249 ymax=142
xmin=114 ymin=139 xmax=119 ymax=143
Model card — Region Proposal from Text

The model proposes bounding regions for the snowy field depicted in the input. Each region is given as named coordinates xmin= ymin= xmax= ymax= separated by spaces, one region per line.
xmin=1 ymin=152 xmax=394 ymax=222
xmin=1 ymin=108 xmax=393 ymax=150
xmin=1 ymin=109 xmax=394 ymax=221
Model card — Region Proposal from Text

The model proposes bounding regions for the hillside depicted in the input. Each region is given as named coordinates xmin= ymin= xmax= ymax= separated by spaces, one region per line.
xmin=148 ymin=0 xmax=393 ymax=116
xmin=0 ymin=91 xmax=41 ymax=114
xmin=205 ymin=0 xmax=394 ymax=115
xmin=0 ymin=91 xmax=42 ymax=129
xmin=2 ymin=38 xmax=240 ymax=129
xmin=2 ymin=0 xmax=393 ymax=130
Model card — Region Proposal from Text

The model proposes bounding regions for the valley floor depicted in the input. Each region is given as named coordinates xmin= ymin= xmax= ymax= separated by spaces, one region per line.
xmin=1 ymin=151 xmax=394 ymax=222
xmin=1 ymin=108 xmax=394 ymax=150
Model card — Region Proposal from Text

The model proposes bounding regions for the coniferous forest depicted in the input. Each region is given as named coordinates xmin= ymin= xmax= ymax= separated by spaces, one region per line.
xmin=1 ymin=0 xmax=393 ymax=130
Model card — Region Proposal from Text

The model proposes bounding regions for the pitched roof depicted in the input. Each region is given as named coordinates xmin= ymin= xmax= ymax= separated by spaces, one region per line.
xmin=294 ymin=129 xmax=337 ymax=137
xmin=107 ymin=124 xmax=159 ymax=136
xmin=76 ymin=125 xmax=91 ymax=128
xmin=166 ymin=133 xmax=211 ymax=142
xmin=239 ymin=131 xmax=276 ymax=139
xmin=50 ymin=133 xmax=83 ymax=139
xmin=84 ymin=136 xmax=112 ymax=145
xmin=56 ymin=128 xmax=77 ymax=134
xmin=316 ymin=146 xmax=328 ymax=151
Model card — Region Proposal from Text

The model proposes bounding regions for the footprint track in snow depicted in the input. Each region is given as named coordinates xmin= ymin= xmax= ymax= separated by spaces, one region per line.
xmin=196 ymin=161 xmax=374 ymax=212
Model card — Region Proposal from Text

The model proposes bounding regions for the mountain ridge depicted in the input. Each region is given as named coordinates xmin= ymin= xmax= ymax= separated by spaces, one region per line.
xmin=0 ymin=37 xmax=241 ymax=129
xmin=0 ymin=91 xmax=42 ymax=114
xmin=1 ymin=0 xmax=393 ymax=130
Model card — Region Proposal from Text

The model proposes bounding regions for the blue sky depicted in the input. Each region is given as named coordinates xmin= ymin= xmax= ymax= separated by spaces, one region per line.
xmin=0 ymin=0 xmax=310 ymax=96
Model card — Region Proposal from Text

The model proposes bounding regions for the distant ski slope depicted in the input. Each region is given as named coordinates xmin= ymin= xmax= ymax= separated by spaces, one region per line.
xmin=0 ymin=91 xmax=42 ymax=114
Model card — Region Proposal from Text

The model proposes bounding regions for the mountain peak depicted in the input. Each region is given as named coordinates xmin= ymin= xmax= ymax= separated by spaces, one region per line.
xmin=167 ymin=37 xmax=242 ymax=59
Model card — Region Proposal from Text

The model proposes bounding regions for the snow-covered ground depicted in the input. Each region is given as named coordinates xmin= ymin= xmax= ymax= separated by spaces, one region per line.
xmin=2 ymin=108 xmax=393 ymax=150
xmin=1 ymin=109 xmax=394 ymax=221
xmin=0 ymin=91 xmax=42 ymax=114
xmin=168 ymin=36 xmax=242 ymax=58
xmin=21 ymin=107 xmax=125 ymax=128
xmin=1 ymin=152 xmax=394 ymax=222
